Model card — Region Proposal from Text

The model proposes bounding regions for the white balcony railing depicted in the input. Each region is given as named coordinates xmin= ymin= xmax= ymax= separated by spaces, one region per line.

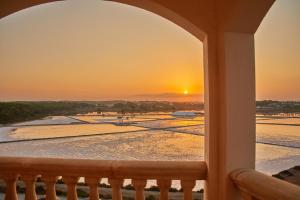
xmin=0 ymin=156 xmax=207 ymax=200
xmin=231 ymin=169 xmax=300 ymax=200
xmin=1 ymin=156 xmax=300 ymax=200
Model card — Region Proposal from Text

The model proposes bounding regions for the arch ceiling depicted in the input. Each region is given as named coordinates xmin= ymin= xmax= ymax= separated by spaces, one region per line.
xmin=0 ymin=0 xmax=275 ymax=41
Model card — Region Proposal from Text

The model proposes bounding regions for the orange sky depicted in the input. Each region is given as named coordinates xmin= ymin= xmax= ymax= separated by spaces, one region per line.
xmin=0 ymin=0 xmax=299 ymax=101
xmin=255 ymin=0 xmax=300 ymax=100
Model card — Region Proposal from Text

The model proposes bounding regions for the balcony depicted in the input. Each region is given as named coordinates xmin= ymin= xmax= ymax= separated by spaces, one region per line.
xmin=0 ymin=157 xmax=206 ymax=200
xmin=1 ymin=156 xmax=300 ymax=200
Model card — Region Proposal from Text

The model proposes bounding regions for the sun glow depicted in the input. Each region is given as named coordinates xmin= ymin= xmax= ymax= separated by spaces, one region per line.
xmin=0 ymin=1 xmax=205 ymax=102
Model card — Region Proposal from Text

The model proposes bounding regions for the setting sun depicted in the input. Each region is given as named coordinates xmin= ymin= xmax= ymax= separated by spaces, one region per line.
xmin=184 ymin=90 xmax=189 ymax=95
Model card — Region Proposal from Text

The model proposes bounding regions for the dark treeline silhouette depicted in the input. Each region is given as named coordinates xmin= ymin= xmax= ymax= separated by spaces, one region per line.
xmin=256 ymin=100 xmax=300 ymax=115
xmin=110 ymin=101 xmax=203 ymax=114
xmin=1 ymin=100 xmax=299 ymax=124
xmin=0 ymin=101 xmax=204 ymax=124
xmin=0 ymin=101 xmax=96 ymax=124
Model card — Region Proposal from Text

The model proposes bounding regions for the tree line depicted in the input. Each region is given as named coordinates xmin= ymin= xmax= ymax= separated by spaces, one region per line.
xmin=1 ymin=100 xmax=298 ymax=124
xmin=0 ymin=101 xmax=204 ymax=124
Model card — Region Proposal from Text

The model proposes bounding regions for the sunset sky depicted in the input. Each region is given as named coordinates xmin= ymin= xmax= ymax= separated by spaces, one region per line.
xmin=0 ymin=0 xmax=299 ymax=101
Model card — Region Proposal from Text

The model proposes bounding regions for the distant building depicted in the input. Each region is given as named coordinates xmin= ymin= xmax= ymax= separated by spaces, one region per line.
xmin=172 ymin=111 xmax=196 ymax=118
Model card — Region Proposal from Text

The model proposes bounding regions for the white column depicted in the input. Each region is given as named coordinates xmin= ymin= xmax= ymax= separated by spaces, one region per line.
xmin=203 ymin=31 xmax=256 ymax=200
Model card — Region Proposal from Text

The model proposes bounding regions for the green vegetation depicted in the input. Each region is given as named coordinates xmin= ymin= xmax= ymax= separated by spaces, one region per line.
xmin=256 ymin=100 xmax=300 ymax=114
xmin=145 ymin=185 xmax=160 ymax=192
xmin=111 ymin=101 xmax=203 ymax=114
xmin=0 ymin=101 xmax=96 ymax=124
xmin=1 ymin=100 xmax=299 ymax=125
xmin=123 ymin=184 xmax=135 ymax=190
xmin=272 ymin=169 xmax=293 ymax=180
xmin=77 ymin=188 xmax=89 ymax=198
xmin=0 ymin=101 xmax=204 ymax=124
xmin=35 ymin=185 xmax=45 ymax=195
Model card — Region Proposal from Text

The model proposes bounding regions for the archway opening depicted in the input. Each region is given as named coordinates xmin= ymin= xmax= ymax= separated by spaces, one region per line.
xmin=255 ymin=0 xmax=300 ymax=181
xmin=0 ymin=0 xmax=206 ymax=196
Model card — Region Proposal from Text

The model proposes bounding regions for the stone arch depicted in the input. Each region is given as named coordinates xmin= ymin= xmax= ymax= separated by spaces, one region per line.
xmin=111 ymin=0 xmax=207 ymax=41
xmin=0 ymin=0 xmax=207 ymax=41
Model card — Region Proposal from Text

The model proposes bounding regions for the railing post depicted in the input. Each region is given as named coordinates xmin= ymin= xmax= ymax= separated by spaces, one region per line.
xmin=181 ymin=180 xmax=196 ymax=200
xmin=132 ymin=179 xmax=146 ymax=200
xmin=42 ymin=175 xmax=58 ymax=200
xmin=4 ymin=174 xmax=19 ymax=200
xmin=157 ymin=179 xmax=171 ymax=200
xmin=22 ymin=174 xmax=37 ymax=200
xmin=108 ymin=178 xmax=124 ymax=200
xmin=63 ymin=176 xmax=79 ymax=200
xmin=203 ymin=31 xmax=256 ymax=200
xmin=85 ymin=177 xmax=100 ymax=200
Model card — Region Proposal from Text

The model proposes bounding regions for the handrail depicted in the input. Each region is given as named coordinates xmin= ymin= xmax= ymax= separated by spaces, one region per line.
xmin=0 ymin=156 xmax=207 ymax=200
xmin=0 ymin=156 xmax=207 ymax=180
xmin=230 ymin=169 xmax=300 ymax=200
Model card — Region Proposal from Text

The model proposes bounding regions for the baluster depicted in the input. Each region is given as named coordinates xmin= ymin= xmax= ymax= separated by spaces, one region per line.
xmin=85 ymin=177 xmax=100 ymax=200
xmin=132 ymin=179 xmax=146 ymax=200
xmin=22 ymin=174 xmax=38 ymax=200
xmin=181 ymin=180 xmax=195 ymax=200
xmin=42 ymin=175 xmax=58 ymax=200
xmin=108 ymin=178 xmax=124 ymax=200
xmin=4 ymin=174 xmax=19 ymax=200
xmin=157 ymin=179 xmax=171 ymax=200
xmin=63 ymin=176 xmax=79 ymax=200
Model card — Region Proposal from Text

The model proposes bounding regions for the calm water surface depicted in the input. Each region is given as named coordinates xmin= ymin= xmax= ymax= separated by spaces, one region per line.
xmin=0 ymin=114 xmax=299 ymax=189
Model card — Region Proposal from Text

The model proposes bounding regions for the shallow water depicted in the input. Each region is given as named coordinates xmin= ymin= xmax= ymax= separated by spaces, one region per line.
xmin=0 ymin=114 xmax=299 ymax=190
xmin=0 ymin=131 xmax=204 ymax=160
xmin=7 ymin=124 xmax=146 ymax=141
xmin=14 ymin=116 xmax=80 ymax=126
xmin=257 ymin=124 xmax=300 ymax=147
